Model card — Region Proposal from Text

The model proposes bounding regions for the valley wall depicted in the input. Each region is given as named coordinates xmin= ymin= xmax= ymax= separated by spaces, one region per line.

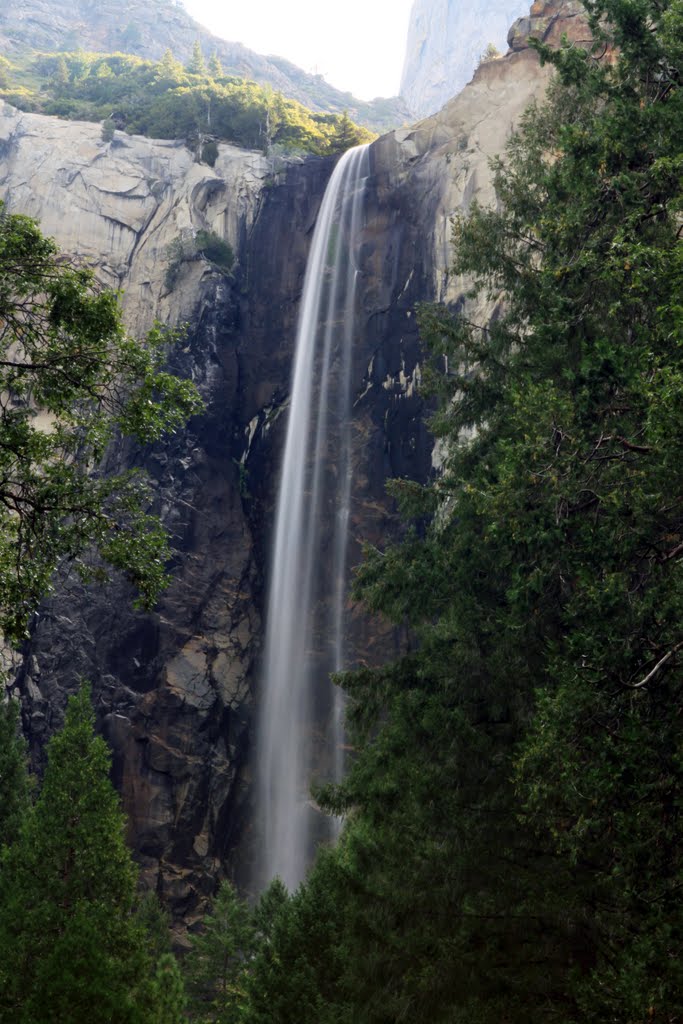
xmin=0 ymin=0 xmax=585 ymax=923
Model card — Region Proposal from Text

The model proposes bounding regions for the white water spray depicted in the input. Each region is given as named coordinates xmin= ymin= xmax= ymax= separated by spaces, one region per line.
xmin=256 ymin=145 xmax=370 ymax=891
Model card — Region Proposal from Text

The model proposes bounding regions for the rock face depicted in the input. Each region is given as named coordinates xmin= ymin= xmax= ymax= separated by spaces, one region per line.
xmin=400 ymin=0 xmax=531 ymax=118
xmin=0 ymin=103 xmax=278 ymax=924
xmin=1 ymin=0 xmax=586 ymax=923
xmin=0 ymin=0 xmax=409 ymax=132
xmin=507 ymin=0 xmax=591 ymax=52
xmin=0 ymin=103 xmax=269 ymax=336
xmin=0 ymin=105 xmax=431 ymax=920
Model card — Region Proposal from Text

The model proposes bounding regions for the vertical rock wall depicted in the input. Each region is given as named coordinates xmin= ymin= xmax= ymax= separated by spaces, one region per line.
xmin=400 ymin=0 xmax=531 ymax=118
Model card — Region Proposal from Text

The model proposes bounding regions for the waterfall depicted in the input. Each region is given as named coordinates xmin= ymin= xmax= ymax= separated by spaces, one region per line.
xmin=256 ymin=145 xmax=370 ymax=892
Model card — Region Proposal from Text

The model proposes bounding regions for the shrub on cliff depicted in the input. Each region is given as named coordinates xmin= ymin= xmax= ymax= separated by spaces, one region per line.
xmin=164 ymin=229 xmax=234 ymax=290
xmin=195 ymin=230 xmax=234 ymax=271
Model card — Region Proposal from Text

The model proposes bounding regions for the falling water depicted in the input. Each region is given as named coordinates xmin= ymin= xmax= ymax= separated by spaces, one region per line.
xmin=256 ymin=145 xmax=370 ymax=892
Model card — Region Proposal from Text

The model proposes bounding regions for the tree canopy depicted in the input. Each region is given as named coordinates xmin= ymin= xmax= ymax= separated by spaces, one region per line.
xmin=0 ymin=687 xmax=155 ymax=1022
xmin=0 ymin=50 xmax=374 ymax=158
xmin=0 ymin=203 xmax=202 ymax=642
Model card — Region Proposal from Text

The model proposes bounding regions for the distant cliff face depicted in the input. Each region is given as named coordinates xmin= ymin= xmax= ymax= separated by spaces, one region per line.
xmin=400 ymin=0 xmax=531 ymax=118
xmin=0 ymin=0 xmax=588 ymax=925
xmin=0 ymin=0 xmax=408 ymax=132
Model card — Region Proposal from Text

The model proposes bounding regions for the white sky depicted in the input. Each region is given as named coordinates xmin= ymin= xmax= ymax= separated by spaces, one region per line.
xmin=180 ymin=0 xmax=415 ymax=101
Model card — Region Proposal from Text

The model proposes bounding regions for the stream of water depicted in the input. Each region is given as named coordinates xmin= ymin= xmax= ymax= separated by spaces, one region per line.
xmin=255 ymin=145 xmax=370 ymax=891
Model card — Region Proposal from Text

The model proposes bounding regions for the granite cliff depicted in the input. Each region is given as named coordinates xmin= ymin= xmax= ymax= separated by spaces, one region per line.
xmin=1 ymin=0 xmax=586 ymax=923
xmin=400 ymin=0 xmax=531 ymax=118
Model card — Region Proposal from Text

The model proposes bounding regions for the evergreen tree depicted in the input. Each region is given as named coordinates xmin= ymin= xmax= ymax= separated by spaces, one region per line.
xmin=0 ymin=686 xmax=154 ymax=1023
xmin=8 ymin=53 xmax=374 ymax=159
xmin=101 ymin=116 xmax=115 ymax=142
xmin=208 ymin=52 xmax=223 ymax=79
xmin=149 ymin=954 xmax=187 ymax=1024
xmin=185 ymin=881 xmax=255 ymax=1023
xmin=187 ymin=40 xmax=206 ymax=77
xmin=52 ymin=55 xmax=69 ymax=91
xmin=251 ymin=877 xmax=288 ymax=941
xmin=344 ymin=0 xmax=682 ymax=1016
xmin=136 ymin=891 xmax=173 ymax=963
xmin=244 ymin=858 xmax=350 ymax=1024
xmin=156 ymin=48 xmax=184 ymax=83
xmin=328 ymin=110 xmax=363 ymax=155
xmin=0 ymin=699 xmax=30 ymax=849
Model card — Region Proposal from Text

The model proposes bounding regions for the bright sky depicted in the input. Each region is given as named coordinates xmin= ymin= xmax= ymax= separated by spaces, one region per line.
xmin=180 ymin=0 xmax=415 ymax=101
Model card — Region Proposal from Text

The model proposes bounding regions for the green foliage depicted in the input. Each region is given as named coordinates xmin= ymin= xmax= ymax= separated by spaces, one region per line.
xmin=164 ymin=234 xmax=192 ymax=291
xmin=240 ymin=1 xmax=683 ymax=1021
xmin=195 ymin=230 xmax=234 ymax=270
xmin=0 ymin=203 xmax=203 ymax=642
xmin=201 ymin=139 xmax=219 ymax=166
xmin=136 ymin=892 xmax=173 ymax=963
xmin=150 ymin=954 xmax=188 ymax=1024
xmin=182 ymin=874 xmax=344 ymax=1024
xmin=52 ymin=55 xmax=69 ymax=90
xmin=101 ymin=115 xmax=115 ymax=142
xmin=325 ymin=109 xmax=370 ymax=156
xmin=187 ymin=41 xmax=206 ymax=77
xmin=244 ymin=860 xmax=350 ymax=1024
xmin=0 ymin=687 xmax=153 ymax=1022
xmin=0 ymin=700 xmax=30 ymax=849
xmin=158 ymin=48 xmax=184 ymax=82
xmin=251 ymin=877 xmax=289 ymax=941
xmin=185 ymin=881 xmax=255 ymax=1024
xmin=208 ymin=52 xmax=223 ymax=79
xmin=478 ymin=42 xmax=501 ymax=64
xmin=164 ymin=229 xmax=234 ymax=291
xmin=233 ymin=458 xmax=251 ymax=500
xmin=0 ymin=50 xmax=374 ymax=157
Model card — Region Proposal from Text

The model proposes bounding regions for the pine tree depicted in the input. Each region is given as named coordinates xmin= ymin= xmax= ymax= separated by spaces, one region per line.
xmin=0 ymin=699 xmax=30 ymax=849
xmin=187 ymin=40 xmax=206 ymax=77
xmin=149 ymin=954 xmax=187 ymax=1024
xmin=101 ymin=116 xmax=115 ymax=143
xmin=208 ymin=51 xmax=223 ymax=78
xmin=52 ymin=55 xmax=69 ymax=91
xmin=342 ymin=0 xmax=682 ymax=1016
xmin=244 ymin=858 xmax=349 ymax=1024
xmin=186 ymin=881 xmax=255 ymax=1024
xmin=327 ymin=110 xmax=363 ymax=155
xmin=156 ymin=48 xmax=184 ymax=83
xmin=0 ymin=686 xmax=154 ymax=1023
xmin=136 ymin=891 xmax=173 ymax=963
